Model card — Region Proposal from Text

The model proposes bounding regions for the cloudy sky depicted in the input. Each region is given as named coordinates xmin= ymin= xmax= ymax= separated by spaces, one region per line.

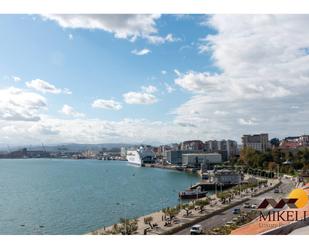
xmin=0 ymin=14 xmax=309 ymax=145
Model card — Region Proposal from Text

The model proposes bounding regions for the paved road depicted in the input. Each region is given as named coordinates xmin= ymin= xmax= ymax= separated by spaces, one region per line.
xmin=175 ymin=178 xmax=295 ymax=235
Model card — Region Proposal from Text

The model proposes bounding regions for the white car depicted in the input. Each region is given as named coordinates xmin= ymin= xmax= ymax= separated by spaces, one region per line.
xmin=190 ymin=224 xmax=203 ymax=235
xmin=251 ymin=204 xmax=257 ymax=209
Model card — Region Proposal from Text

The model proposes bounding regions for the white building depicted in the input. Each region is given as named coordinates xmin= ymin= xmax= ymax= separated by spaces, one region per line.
xmin=210 ymin=170 xmax=242 ymax=185
xmin=120 ymin=147 xmax=127 ymax=158
xmin=182 ymin=153 xmax=222 ymax=167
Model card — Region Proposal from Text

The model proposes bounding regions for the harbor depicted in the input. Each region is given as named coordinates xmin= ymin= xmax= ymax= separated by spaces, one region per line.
xmin=89 ymin=175 xmax=280 ymax=235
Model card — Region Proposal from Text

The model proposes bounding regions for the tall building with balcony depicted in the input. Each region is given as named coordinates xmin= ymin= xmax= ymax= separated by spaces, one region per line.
xmin=242 ymin=133 xmax=269 ymax=152
xmin=180 ymin=140 xmax=205 ymax=151
xmin=204 ymin=139 xmax=238 ymax=161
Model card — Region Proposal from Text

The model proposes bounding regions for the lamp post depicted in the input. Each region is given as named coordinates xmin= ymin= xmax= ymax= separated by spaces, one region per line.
xmin=215 ymin=182 xmax=217 ymax=197
xmin=277 ymin=164 xmax=280 ymax=180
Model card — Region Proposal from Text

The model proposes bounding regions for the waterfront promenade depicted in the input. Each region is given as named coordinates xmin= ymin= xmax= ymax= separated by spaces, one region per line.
xmin=231 ymin=180 xmax=307 ymax=235
xmin=89 ymin=177 xmax=280 ymax=235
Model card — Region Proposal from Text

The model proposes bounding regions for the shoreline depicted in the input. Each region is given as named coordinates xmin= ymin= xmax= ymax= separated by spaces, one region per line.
xmin=88 ymin=177 xmax=280 ymax=235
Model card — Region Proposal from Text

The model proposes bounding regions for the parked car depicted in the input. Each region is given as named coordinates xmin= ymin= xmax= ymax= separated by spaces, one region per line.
xmin=243 ymin=203 xmax=251 ymax=208
xmin=226 ymin=221 xmax=235 ymax=226
xmin=233 ymin=208 xmax=241 ymax=214
xmin=190 ymin=224 xmax=203 ymax=235
xmin=274 ymin=188 xmax=279 ymax=193
xmin=251 ymin=204 xmax=257 ymax=209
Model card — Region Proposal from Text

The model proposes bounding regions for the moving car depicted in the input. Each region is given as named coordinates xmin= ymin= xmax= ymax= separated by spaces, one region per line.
xmin=274 ymin=188 xmax=280 ymax=193
xmin=190 ymin=224 xmax=203 ymax=235
xmin=233 ymin=208 xmax=241 ymax=214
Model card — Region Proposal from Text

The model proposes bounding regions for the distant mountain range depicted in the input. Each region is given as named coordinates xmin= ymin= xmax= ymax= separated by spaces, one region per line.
xmin=0 ymin=143 xmax=137 ymax=153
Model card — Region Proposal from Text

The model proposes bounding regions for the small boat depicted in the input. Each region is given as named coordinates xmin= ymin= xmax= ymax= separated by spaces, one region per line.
xmin=179 ymin=189 xmax=208 ymax=199
xmin=175 ymin=166 xmax=184 ymax=171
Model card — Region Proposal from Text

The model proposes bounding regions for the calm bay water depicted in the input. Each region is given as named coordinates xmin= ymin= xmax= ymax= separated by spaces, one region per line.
xmin=0 ymin=159 xmax=199 ymax=234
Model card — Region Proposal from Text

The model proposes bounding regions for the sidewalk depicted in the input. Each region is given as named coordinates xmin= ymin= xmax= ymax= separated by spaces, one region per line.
xmin=89 ymin=178 xmax=279 ymax=235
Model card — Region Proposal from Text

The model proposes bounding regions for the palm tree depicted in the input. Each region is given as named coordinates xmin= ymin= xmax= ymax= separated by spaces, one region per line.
xmin=180 ymin=203 xmax=195 ymax=216
xmin=143 ymin=216 xmax=153 ymax=229
xmin=162 ymin=207 xmax=180 ymax=221
xmin=119 ymin=218 xmax=138 ymax=235
xmin=195 ymin=199 xmax=210 ymax=213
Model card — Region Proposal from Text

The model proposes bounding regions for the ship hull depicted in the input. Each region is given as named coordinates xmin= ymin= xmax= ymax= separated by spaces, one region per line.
xmin=179 ymin=191 xmax=208 ymax=199
xmin=126 ymin=151 xmax=142 ymax=166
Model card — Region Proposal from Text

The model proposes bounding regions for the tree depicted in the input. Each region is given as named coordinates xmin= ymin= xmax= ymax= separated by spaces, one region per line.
xmin=272 ymin=148 xmax=284 ymax=164
xmin=286 ymin=151 xmax=294 ymax=161
xmin=180 ymin=203 xmax=195 ymax=216
xmin=104 ymin=218 xmax=138 ymax=235
xmin=240 ymin=147 xmax=258 ymax=168
xmin=119 ymin=218 xmax=138 ymax=235
xmin=195 ymin=199 xmax=210 ymax=213
xmin=270 ymin=138 xmax=280 ymax=148
xmin=217 ymin=192 xmax=229 ymax=204
xmin=143 ymin=216 xmax=153 ymax=229
xmin=162 ymin=207 xmax=180 ymax=220
xmin=267 ymin=162 xmax=278 ymax=172
xmin=105 ymin=224 xmax=121 ymax=235
xmin=302 ymin=148 xmax=309 ymax=164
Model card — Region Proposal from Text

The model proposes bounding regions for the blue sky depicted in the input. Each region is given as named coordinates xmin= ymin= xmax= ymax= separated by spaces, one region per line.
xmin=0 ymin=15 xmax=215 ymax=122
xmin=1 ymin=14 xmax=309 ymax=145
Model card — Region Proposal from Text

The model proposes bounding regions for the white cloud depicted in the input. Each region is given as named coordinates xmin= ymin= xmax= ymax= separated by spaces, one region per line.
xmin=0 ymin=87 xmax=46 ymax=121
xmin=12 ymin=75 xmax=21 ymax=83
xmin=238 ymin=118 xmax=258 ymax=126
xmin=131 ymin=48 xmax=151 ymax=56
xmin=92 ymin=99 xmax=122 ymax=110
xmin=161 ymin=70 xmax=167 ymax=75
xmin=123 ymin=85 xmax=158 ymax=105
xmin=174 ymin=69 xmax=181 ymax=76
xmin=175 ymin=71 xmax=222 ymax=93
xmin=146 ymin=33 xmax=180 ymax=44
xmin=0 ymin=116 xmax=202 ymax=145
xmin=26 ymin=79 xmax=61 ymax=94
xmin=26 ymin=79 xmax=72 ymax=95
xmin=123 ymin=92 xmax=157 ymax=105
xmin=214 ymin=110 xmax=227 ymax=116
xmin=171 ymin=15 xmax=309 ymax=140
xmin=164 ymin=83 xmax=175 ymax=93
xmin=141 ymin=85 xmax=157 ymax=93
xmin=63 ymin=88 xmax=72 ymax=95
xmin=68 ymin=33 xmax=74 ymax=40
xmin=43 ymin=14 xmax=178 ymax=44
xmin=5 ymin=15 xmax=309 ymax=145
xmin=194 ymin=15 xmax=309 ymax=100
xmin=60 ymin=104 xmax=85 ymax=117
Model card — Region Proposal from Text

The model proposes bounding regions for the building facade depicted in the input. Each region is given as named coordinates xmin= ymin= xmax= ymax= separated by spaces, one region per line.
xmin=204 ymin=139 xmax=238 ymax=161
xmin=165 ymin=150 xmax=185 ymax=165
xmin=120 ymin=147 xmax=127 ymax=158
xmin=180 ymin=140 xmax=205 ymax=151
xmin=210 ymin=169 xmax=242 ymax=185
xmin=280 ymin=135 xmax=309 ymax=149
xmin=242 ymin=133 xmax=269 ymax=152
xmin=182 ymin=153 xmax=222 ymax=168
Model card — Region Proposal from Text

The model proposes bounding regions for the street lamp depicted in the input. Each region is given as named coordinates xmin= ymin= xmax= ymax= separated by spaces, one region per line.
xmin=277 ymin=164 xmax=280 ymax=180
xmin=215 ymin=182 xmax=217 ymax=197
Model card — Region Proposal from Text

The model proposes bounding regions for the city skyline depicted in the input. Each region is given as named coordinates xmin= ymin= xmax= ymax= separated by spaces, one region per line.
xmin=1 ymin=14 xmax=309 ymax=145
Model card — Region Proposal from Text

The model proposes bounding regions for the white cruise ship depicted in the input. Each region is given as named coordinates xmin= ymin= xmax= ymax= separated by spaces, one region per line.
xmin=126 ymin=146 xmax=156 ymax=166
